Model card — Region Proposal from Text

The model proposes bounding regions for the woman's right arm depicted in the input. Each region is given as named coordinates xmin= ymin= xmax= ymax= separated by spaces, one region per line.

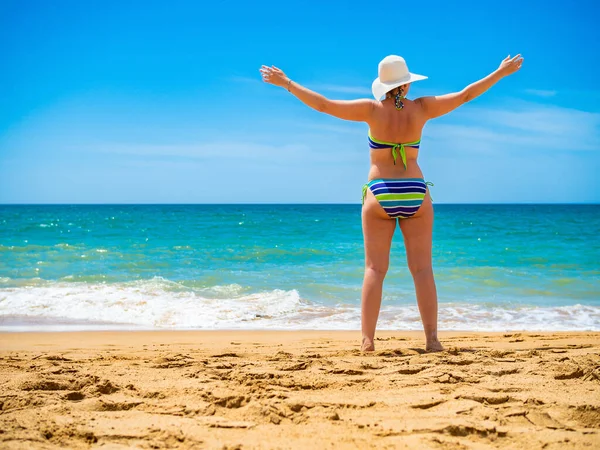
xmin=417 ymin=54 xmax=524 ymax=119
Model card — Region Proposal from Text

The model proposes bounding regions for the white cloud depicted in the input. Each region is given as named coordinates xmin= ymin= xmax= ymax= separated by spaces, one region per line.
xmin=280 ymin=119 xmax=366 ymax=137
xmin=227 ymin=77 xmax=372 ymax=97
xmin=91 ymin=141 xmax=307 ymax=160
xmin=309 ymin=83 xmax=371 ymax=96
xmin=427 ymin=101 xmax=600 ymax=153
xmin=524 ymin=89 xmax=557 ymax=97
xmin=84 ymin=136 xmax=364 ymax=165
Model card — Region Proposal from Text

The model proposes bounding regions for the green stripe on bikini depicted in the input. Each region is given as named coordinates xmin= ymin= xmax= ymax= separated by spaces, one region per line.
xmin=374 ymin=193 xmax=426 ymax=201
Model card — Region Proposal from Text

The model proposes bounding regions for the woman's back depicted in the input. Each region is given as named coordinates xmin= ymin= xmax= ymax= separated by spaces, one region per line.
xmin=367 ymin=98 xmax=427 ymax=180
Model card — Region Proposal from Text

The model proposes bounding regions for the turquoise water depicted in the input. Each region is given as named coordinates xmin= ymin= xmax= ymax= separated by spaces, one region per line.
xmin=1 ymin=204 xmax=599 ymax=331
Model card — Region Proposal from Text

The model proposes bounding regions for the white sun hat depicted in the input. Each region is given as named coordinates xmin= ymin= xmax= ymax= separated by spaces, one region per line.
xmin=371 ymin=55 xmax=428 ymax=100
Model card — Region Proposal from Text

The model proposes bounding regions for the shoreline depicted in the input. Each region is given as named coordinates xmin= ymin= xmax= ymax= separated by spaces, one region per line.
xmin=1 ymin=330 xmax=599 ymax=448
xmin=2 ymin=328 xmax=599 ymax=336
xmin=3 ymin=321 xmax=600 ymax=333
xmin=2 ymin=305 xmax=599 ymax=333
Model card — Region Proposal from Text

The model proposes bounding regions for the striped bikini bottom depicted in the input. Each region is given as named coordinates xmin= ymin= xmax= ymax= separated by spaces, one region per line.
xmin=362 ymin=178 xmax=432 ymax=219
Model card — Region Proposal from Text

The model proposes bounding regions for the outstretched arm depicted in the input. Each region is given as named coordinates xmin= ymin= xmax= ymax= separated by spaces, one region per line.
xmin=260 ymin=65 xmax=375 ymax=123
xmin=417 ymin=54 xmax=524 ymax=119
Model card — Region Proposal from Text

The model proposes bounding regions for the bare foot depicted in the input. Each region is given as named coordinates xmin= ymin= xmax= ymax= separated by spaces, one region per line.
xmin=361 ymin=337 xmax=375 ymax=352
xmin=426 ymin=340 xmax=444 ymax=352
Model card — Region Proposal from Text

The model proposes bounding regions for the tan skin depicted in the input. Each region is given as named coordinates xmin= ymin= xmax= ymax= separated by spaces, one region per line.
xmin=260 ymin=54 xmax=523 ymax=352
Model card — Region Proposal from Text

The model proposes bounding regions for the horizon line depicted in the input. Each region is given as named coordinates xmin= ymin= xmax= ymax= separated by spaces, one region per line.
xmin=1 ymin=202 xmax=599 ymax=206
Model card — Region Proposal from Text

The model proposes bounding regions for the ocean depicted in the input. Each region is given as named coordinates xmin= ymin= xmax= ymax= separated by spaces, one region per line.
xmin=1 ymin=204 xmax=598 ymax=332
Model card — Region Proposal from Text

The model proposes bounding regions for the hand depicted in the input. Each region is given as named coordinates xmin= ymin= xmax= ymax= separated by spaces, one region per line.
xmin=260 ymin=65 xmax=290 ymax=88
xmin=497 ymin=54 xmax=524 ymax=77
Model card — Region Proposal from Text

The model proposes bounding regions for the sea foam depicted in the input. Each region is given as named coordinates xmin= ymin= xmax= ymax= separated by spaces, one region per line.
xmin=1 ymin=277 xmax=598 ymax=332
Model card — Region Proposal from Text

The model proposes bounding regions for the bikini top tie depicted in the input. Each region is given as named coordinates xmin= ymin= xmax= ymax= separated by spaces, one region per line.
xmin=368 ymin=131 xmax=421 ymax=170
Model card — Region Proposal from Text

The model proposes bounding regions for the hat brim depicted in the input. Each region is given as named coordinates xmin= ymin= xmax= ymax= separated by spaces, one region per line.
xmin=371 ymin=73 xmax=428 ymax=100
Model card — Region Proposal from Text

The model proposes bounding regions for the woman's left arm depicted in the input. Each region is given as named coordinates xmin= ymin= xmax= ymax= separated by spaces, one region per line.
xmin=260 ymin=65 xmax=375 ymax=123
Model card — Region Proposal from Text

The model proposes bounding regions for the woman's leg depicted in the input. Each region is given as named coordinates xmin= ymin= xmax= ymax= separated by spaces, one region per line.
xmin=361 ymin=189 xmax=396 ymax=352
xmin=398 ymin=195 xmax=444 ymax=352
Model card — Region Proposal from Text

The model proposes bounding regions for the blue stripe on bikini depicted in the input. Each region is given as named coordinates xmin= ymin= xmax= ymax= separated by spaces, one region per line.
xmin=387 ymin=210 xmax=417 ymax=217
xmin=370 ymin=182 xmax=426 ymax=189
xmin=368 ymin=136 xmax=421 ymax=149
xmin=369 ymin=184 xmax=426 ymax=192
xmin=371 ymin=187 xmax=427 ymax=195
xmin=379 ymin=200 xmax=424 ymax=207
xmin=368 ymin=178 xmax=425 ymax=184
xmin=384 ymin=205 xmax=421 ymax=212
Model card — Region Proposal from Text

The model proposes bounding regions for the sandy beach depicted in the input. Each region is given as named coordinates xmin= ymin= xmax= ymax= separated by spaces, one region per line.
xmin=1 ymin=330 xmax=599 ymax=449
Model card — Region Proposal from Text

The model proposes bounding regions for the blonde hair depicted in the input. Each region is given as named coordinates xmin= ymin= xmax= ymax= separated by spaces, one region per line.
xmin=385 ymin=84 xmax=407 ymax=99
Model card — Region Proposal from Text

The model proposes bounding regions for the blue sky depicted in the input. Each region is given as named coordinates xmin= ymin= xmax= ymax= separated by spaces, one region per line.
xmin=1 ymin=0 xmax=599 ymax=204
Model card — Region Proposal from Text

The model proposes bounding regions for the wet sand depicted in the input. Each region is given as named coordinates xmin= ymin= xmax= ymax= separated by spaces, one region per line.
xmin=1 ymin=330 xmax=599 ymax=449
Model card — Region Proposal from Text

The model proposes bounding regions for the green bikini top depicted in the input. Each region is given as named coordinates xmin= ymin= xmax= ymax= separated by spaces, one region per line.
xmin=368 ymin=131 xmax=421 ymax=170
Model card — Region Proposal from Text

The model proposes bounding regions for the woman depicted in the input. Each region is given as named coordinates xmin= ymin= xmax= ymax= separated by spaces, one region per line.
xmin=260 ymin=54 xmax=523 ymax=352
